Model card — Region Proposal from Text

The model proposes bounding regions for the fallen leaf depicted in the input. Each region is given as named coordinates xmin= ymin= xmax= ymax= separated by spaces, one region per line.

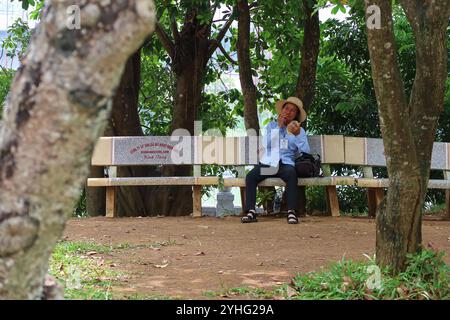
xmin=154 ymin=260 xmax=169 ymax=268
xmin=194 ymin=251 xmax=205 ymax=256
xmin=286 ymin=286 xmax=297 ymax=298
xmin=396 ymin=286 xmax=406 ymax=296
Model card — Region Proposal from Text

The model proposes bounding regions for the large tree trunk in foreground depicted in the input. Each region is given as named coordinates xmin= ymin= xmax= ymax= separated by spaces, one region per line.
xmin=0 ymin=0 xmax=155 ymax=299
xmin=365 ymin=0 xmax=449 ymax=272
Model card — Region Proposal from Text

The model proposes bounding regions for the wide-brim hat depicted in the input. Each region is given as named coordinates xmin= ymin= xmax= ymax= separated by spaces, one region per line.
xmin=275 ymin=97 xmax=307 ymax=123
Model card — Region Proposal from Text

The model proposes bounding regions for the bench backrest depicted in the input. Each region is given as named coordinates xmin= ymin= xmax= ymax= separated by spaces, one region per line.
xmin=344 ymin=137 xmax=450 ymax=170
xmin=91 ymin=135 xmax=450 ymax=170
xmin=91 ymin=135 xmax=345 ymax=166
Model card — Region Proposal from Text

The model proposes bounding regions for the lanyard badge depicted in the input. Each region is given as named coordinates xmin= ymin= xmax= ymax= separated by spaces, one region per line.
xmin=280 ymin=138 xmax=288 ymax=150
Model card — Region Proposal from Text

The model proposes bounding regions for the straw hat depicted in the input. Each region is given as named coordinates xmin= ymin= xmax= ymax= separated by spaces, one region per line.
xmin=275 ymin=97 xmax=307 ymax=123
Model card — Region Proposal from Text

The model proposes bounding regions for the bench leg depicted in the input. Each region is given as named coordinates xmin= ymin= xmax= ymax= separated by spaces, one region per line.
xmin=446 ymin=189 xmax=450 ymax=219
xmin=326 ymin=186 xmax=340 ymax=217
xmin=193 ymin=186 xmax=202 ymax=218
xmin=240 ymin=187 xmax=246 ymax=214
xmin=297 ymin=186 xmax=306 ymax=216
xmin=367 ymin=188 xmax=384 ymax=218
xmin=105 ymin=186 xmax=117 ymax=218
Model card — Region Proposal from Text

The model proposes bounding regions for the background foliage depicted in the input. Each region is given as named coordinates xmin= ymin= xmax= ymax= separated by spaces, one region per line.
xmin=0 ymin=1 xmax=449 ymax=216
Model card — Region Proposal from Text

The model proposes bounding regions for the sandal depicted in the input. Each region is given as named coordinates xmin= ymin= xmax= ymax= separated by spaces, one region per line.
xmin=287 ymin=210 xmax=299 ymax=224
xmin=241 ymin=210 xmax=258 ymax=223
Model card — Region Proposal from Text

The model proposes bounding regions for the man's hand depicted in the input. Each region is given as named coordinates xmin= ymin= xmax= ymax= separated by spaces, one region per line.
xmin=287 ymin=120 xmax=301 ymax=136
xmin=278 ymin=113 xmax=287 ymax=127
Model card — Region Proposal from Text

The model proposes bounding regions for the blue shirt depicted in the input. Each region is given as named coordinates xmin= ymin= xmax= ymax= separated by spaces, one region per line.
xmin=259 ymin=121 xmax=310 ymax=167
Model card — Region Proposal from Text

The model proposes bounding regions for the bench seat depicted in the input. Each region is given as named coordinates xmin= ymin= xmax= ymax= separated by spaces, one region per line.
xmin=87 ymin=176 xmax=219 ymax=187
xmin=356 ymin=178 xmax=450 ymax=189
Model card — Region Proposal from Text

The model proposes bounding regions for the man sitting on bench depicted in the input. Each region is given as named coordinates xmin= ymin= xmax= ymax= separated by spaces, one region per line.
xmin=241 ymin=97 xmax=310 ymax=224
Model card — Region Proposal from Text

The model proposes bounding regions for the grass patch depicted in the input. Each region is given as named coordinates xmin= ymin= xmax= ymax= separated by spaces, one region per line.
xmin=49 ymin=241 xmax=122 ymax=300
xmin=203 ymin=286 xmax=285 ymax=299
xmin=49 ymin=240 xmax=180 ymax=300
xmin=290 ymin=249 xmax=449 ymax=300
xmin=424 ymin=202 xmax=446 ymax=215
xmin=340 ymin=211 xmax=369 ymax=217
xmin=116 ymin=293 xmax=182 ymax=300
xmin=113 ymin=239 xmax=177 ymax=250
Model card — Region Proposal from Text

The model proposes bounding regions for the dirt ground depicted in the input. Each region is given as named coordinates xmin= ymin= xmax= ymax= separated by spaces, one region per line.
xmin=63 ymin=215 xmax=450 ymax=299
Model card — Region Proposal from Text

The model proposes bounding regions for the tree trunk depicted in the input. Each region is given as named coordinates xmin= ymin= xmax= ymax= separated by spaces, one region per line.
xmin=149 ymin=11 xmax=211 ymax=216
xmin=86 ymin=165 xmax=105 ymax=216
xmin=0 ymin=0 xmax=155 ymax=299
xmin=108 ymin=50 xmax=162 ymax=217
xmin=295 ymin=0 xmax=320 ymax=216
xmin=237 ymin=0 xmax=260 ymax=133
xmin=295 ymin=0 xmax=320 ymax=114
xmin=237 ymin=0 xmax=269 ymax=213
xmin=365 ymin=0 xmax=449 ymax=272
xmin=152 ymin=6 xmax=234 ymax=216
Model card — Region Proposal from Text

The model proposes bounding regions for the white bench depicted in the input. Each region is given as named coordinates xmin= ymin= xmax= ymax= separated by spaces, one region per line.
xmin=86 ymin=135 xmax=450 ymax=218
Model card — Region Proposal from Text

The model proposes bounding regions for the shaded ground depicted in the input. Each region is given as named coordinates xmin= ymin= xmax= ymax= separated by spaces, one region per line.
xmin=63 ymin=215 xmax=450 ymax=299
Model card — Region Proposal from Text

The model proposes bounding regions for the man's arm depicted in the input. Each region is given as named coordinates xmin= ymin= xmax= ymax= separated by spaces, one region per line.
xmin=294 ymin=128 xmax=310 ymax=154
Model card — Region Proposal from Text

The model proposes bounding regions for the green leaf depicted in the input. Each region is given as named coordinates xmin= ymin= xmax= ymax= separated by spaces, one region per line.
xmin=262 ymin=118 xmax=271 ymax=127
xmin=335 ymin=102 xmax=354 ymax=113
xmin=331 ymin=6 xmax=339 ymax=15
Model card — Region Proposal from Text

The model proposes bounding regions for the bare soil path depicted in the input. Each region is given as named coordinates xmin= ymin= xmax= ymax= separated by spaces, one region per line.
xmin=63 ymin=216 xmax=450 ymax=299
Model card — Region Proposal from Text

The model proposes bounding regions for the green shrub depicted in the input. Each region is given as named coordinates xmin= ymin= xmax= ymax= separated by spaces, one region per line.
xmin=290 ymin=249 xmax=449 ymax=300
xmin=0 ymin=70 xmax=14 ymax=118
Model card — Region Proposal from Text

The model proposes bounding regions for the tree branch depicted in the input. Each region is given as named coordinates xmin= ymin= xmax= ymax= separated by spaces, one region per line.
xmin=218 ymin=43 xmax=238 ymax=65
xmin=208 ymin=14 xmax=235 ymax=59
xmin=170 ymin=20 xmax=180 ymax=44
xmin=155 ymin=21 xmax=175 ymax=59
xmin=249 ymin=1 xmax=259 ymax=10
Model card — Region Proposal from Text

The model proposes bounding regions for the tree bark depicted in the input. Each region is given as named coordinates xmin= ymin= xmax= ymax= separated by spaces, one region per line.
xmin=237 ymin=0 xmax=260 ymax=133
xmin=295 ymin=0 xmax=320 ymax=114
xmin=108 ymin=50 xmax=162 ymax=217
xmin=237 ymin=0 xmax=269 ymax=213
xmin=295 ymin=0 xmax=320 ymax=216
xmin=86 ymin=165 xmax=105 ymax=216
xmin=152 ymin=6 xmax=233 ymax=216
xmin=0 ymin=0 xmax=155 ymax=299
xmin=365 ymin=0 xmax=449 ymax=272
